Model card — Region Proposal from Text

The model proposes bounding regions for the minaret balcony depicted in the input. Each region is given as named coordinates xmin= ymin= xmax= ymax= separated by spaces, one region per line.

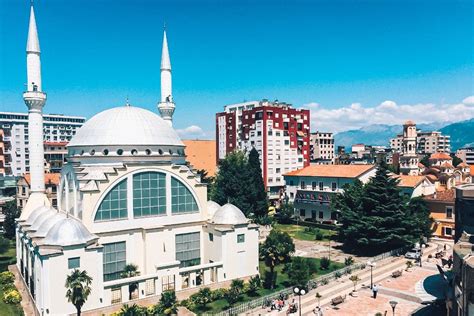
xmin=23 ymin=91 xmax=47 ymax=110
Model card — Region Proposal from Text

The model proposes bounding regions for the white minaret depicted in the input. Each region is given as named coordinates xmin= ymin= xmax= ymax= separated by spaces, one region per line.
xmin=20 ymin=3 xmax=51 ymax=219
xmin=158 ymin=28 xmax=175 ymax=125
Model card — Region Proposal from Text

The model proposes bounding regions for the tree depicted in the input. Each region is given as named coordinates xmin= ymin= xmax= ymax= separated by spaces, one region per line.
xmin=230 ymin=279 xmax=244 ymax=295
xmin=259 ymin=230 xmax=295 ymax=289
xmin=120 ymin=264 xmax=140 ymax=300
xmin=3 ymin=201 xmax=20 ymax=239
xmin=155 ymin=290 xmax=178 ymax=315
xmin=246 ymin=275 xmax=261 ymax=296
xmin=276 ymin=201 xmax=295 ymax=224
xmin=191 ymin=287 xmax=212 ymax=309
xmin=247 ymin=148 xmax=269 ymax=219
xmin=0 ymin=237 xmax=10 ymax=254
xmin=210 ymin=151 xmax=253 ymax=215
xmin=283 ymin=257 xmax=312 ymax=288
xmin=349 ymin=275 xmax=361 ymax=292
xmin=65 ymin=269 xmax=92 ymax=316
xmin=451 ymin=154 xmax=463 ymax=167
xmin=334 ymin=162 xmax=432 ymax=254
xmin=420 ymin=155 xmax=430 ymax=168
xmin=119 ymin=304 xmax=147 ymax=316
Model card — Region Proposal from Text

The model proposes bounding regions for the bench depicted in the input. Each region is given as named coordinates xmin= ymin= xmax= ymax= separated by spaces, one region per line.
xmin=331 ymin=294 xmax=346 ymax=305
xmin=392 ymin=270 xmax=403 ymax=278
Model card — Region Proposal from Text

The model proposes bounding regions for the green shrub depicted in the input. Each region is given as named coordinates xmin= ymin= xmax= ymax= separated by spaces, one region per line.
xmin=320 ymin=278 xmax=329 ymax=285
xmin=334 ymin=271 xmax=343 ymax=279
xmin=315 ymin=230 xmax=324 ymax=241
xmin=0 ymin=271 xmax=15 ymax=285
xmin=320 ymin=257 xmax=330 ymax=270
xmin=344 ymin=256 xmax=354 ymax=266
xmin=3 ymin=288 xmax=21 ymax=304
xmin=246 ymin=275 xmax=261 ymax=295
xmin=211 ymin=288 xmax=227 ymax=300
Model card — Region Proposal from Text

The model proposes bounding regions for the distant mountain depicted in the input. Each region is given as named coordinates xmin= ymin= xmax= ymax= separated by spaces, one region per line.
xmin=333 ymin=121 xmax=459 ymax=149
xmin=440 ymin=118 xmax=474 ymax=151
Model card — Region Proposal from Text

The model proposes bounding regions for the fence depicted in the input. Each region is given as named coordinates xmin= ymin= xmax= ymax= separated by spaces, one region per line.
xmin=203 ymin=245 xmax=409 ymax=316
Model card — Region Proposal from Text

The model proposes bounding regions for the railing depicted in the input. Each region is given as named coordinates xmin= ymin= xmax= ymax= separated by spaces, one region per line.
xmin=203 ymin=245 xmax=409 ymax=316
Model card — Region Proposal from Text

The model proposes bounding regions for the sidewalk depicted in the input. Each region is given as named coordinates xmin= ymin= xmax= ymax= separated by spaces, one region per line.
xmin=247 ymin=241 xmax=441 ymax=316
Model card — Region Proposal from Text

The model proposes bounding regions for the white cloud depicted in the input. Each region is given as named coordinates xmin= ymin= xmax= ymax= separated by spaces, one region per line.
xmin=302 ymin=96 xmax=474 ymax=133
xmin=176 ymin=125 xmax=209 ymax=139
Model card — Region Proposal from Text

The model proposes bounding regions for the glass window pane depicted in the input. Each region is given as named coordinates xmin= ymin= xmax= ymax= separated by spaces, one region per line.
xmin=95 ymin=179 xmax=128 ymax=221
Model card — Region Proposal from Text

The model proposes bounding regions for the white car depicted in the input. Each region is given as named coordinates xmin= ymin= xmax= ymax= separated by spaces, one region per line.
xmin=405 ymin=248 xmax=421 ymax=259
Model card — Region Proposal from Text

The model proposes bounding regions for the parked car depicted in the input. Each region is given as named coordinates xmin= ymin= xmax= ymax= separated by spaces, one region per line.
xmin=405 ymin=248 xmax=421 ymax=259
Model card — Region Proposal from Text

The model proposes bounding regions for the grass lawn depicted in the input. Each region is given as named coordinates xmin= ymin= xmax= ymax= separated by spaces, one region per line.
xmin=273 ymin=223 xmax=337 ymax=242
xmin=0 ymin=240 xmax=23 ymax=316
xmin=189 ymin=258 xmax=345 ymax=314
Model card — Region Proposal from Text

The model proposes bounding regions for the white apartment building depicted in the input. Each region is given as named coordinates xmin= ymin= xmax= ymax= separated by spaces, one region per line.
xmin=456 ymin=147 xmax=474 ymax=165
xmin=390 ymin=130 xmax=451 ymax=154
xmin=310 ymin=132 xmax=334 ymax=164
xmin=0 ymin=112 xmax=85 ymax=176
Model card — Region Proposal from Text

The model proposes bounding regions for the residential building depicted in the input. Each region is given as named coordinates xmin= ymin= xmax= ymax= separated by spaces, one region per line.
xmin=183 ymin=140 xmax=217 ymax=177
xmin=17 ymin=7 xmax=258 ymax=315
xmin=390 ymin=127 xmax=451 ymax=154
xmin=310 ymin=132 xmax=334 ymax=164
xmin=216 ymin=99 xmax=310 ymax=200
xmin=351 ymin=143 xmax=366 ymax=158
xmin=17 ymin=173 xmax=60 ymax=210
xmin=451 ymin=183 xmax=474 ymax=316
xmin=44 ymin=141 xmax=68 ymax=173
xmin=457 ymin=147 xmax=474 ymax=165
xmin=394 ymin=175 xmax=435 ymax=198
xmin=0 ymin=112 xmax=85 ymax=176
xmin=423 ymin=190 xmax=455 ymax=239
xmin=283 ymin=164 xmax=376 ymax=223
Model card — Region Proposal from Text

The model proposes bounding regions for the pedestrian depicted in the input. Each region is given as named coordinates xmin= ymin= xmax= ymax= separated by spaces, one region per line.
xmin=444 ymin=244 xmax=447 ymax=251
xmin=372 ymin=284 xmax=378 ymax=299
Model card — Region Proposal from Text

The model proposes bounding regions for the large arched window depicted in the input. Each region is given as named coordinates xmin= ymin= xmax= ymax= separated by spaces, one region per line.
xmin=171 ymin=177 xmax=198 ymax=214
xmin=133 ymin=172 xmax=166 ymax=217
xmin=95 ymin=179 xmax=128 ymax=221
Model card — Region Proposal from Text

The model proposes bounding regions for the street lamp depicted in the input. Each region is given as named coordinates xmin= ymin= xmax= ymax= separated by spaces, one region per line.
xmin=389 ymin=300 xmax=398 ymax=316
xmin=367 ymin=261 xmax=376 ymax=289
xmin=293 ymin=287 xmax=306 ymax=316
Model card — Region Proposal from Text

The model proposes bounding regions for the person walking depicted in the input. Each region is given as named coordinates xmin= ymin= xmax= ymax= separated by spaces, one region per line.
xmin=372 ymin=284 xmax=378 ymax=299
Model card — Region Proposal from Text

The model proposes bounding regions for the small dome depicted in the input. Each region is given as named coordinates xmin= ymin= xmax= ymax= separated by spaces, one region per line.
xmin=30 ymin=212 xmax=67 ymax=237
xmin=211 ymin=203 xmax=248 ymax=225
xmin=68 ymin=106 xmax=184 ymax=148
xmin=24 ymin=206 xmax=53 ymax=226
xmin=42 ymin=217 xmax=96 ymax=247
xmin=25 ymin=208 xmax=59 ymax=232
xmin=207 ymin=201 xmax=221 ymax=219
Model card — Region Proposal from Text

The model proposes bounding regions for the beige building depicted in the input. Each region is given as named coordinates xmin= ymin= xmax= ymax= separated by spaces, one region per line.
xmin=310 ymin=132 xmax=334 ymax=164
xmin=16 ymin=173 xmax=60 ymax=210
xmin=390 ymin=128 xmax=451 ymax=154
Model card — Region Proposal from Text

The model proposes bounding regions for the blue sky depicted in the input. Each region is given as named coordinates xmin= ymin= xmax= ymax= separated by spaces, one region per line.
xmin=0 ymin=0 xmax=473 ymax=136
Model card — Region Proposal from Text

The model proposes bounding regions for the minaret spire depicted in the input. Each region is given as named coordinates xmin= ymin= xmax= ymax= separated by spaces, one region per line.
xmin=158 ymin=27 xmax=175 ymax=126
xmin=20 ymin=2 xmax=50 ymax=219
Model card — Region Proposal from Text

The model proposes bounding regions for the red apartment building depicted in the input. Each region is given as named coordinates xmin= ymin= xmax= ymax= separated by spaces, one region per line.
xmin=216 ymin=100 xmax=310 ymax=201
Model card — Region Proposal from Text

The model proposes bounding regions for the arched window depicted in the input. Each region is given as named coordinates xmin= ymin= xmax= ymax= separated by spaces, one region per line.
xmin=133 ymin=172 xmax=166 ymax=217
xmin=95 ymin=179 xmax=128 ymax=221
xmin=171 ymin=177 xmax=198 ymax=214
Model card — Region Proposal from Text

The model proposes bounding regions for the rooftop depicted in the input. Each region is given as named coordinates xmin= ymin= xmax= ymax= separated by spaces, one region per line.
xmin=23 ymin=173 xmax=60 ymax=186
xmin=424 ymin=189 xmax=455 ymax=202
xmin=429 ymin=152 xmax=452 ymax=160
xmin=284 ymin=164 xmax=375 ymax=178
xmin=394 ymin=175 xmax=426 ymax=188
xmin=183 ymin=140 xmax=217 ymax=177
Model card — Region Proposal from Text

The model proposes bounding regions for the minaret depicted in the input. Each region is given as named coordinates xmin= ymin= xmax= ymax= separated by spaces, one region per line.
xmin=20 ymin=3 xmax=50 ymax=219
xmin=158 ymin=28 xmax=175 ymax=125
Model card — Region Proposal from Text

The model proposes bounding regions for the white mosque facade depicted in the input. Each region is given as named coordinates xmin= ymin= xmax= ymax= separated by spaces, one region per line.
xmin=16 ymin=5 xmax=259 ymax=315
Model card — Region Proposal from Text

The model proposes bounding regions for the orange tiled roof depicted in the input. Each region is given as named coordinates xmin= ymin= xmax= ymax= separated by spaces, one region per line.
xmin=470 ymin=165 xmax=474 ymax=176
xmin=457 ymin=162 xmax=469 ymax=168
xmin=394 ymin=175 xmax=426 ymax=188
xmin=44 ymin=141 xmax=68 ymax=146
xmin=424 ymin=189 xmax=455 ymax=202
xmin=418 ymin=162 xmax=426 ymax=168
xmin=284 ymin=164 xmax=375 ymax=178
xmin=426 ymin=174 xmax=438 ymax=182
xmin=429 ymin=152 xmax=451 ymax=160
xmin=183 ymin=140 xmax=217 ymax=177
xmin=441 ymin=161 xmax=454 ymax=169
xmin=23 ymin=173 xmax=60 ymax=186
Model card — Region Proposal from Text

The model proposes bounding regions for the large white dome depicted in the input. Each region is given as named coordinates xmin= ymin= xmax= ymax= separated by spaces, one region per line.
xmin=211 ymin=203 xmax=248 ymax=225
xmin=68 ymin=106 xmax=184 ymax=147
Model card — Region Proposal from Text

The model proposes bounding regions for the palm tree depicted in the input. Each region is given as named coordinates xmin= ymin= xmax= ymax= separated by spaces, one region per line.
xmin=121 ymin=264 xmax=140 ymax=300
xmin=65 ymin=269 xmax=92 ymax=316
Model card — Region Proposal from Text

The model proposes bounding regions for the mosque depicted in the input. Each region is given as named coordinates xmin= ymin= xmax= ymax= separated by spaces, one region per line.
xmin=16 ymin=4 xmax=259 ymax=315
